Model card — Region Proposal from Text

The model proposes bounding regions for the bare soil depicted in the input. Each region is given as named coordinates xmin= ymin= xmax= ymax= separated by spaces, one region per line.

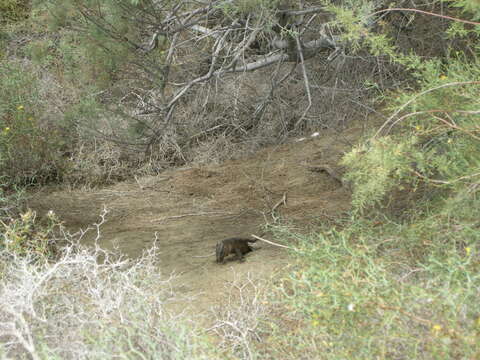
xmin=28 ymin=125 xmax=365 ymax=316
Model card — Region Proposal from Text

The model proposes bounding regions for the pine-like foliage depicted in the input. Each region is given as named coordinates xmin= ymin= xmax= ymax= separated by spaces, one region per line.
xmin=343 ymin=56 xmax=480 ymax=215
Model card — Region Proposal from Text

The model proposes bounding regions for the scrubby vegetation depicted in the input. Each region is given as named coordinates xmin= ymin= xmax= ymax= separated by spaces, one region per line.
xmin=1 ymin=0 xmax=479 ymax=358
xmin=263 ymin=4 xmax=480 ymax=357
xmin=267 ymin=221 xmax=479 ymax=358
xmin=0 ymin=216 xmax=217 ymax=359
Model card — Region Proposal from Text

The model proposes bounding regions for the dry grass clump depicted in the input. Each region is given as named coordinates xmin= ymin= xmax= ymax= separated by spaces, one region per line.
xmin=63 ymin=141 xmax=140 ymax=188
xmin=208 ymin=273 xmax=270 ymax=360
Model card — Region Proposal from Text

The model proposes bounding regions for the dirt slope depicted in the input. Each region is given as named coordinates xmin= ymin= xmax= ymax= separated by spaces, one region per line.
xmin=28 ymin=125 xmax=364 ymax=315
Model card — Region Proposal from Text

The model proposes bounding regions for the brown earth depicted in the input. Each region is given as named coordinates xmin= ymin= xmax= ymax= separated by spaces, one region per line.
xmin=28 ymin=125 xmax=366 ymax=317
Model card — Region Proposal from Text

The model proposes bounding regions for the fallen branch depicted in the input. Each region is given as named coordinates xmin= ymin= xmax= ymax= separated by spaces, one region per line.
xmin=251 ymin=234 xmax=297 ymax=251
xmin=215 ymin=37 xmax=337 ymax=75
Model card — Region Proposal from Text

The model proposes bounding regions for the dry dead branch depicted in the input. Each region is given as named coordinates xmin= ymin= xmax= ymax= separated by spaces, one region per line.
xmin=151 ymin=211 xmax=236 ymax=223
xmin=79 ymin=1 xmax=344 ymax=149
xmin=251 ymin=234 xmax=297 ymax=251
xmin=271 ymin=192 xmax=287 ymax=222
xmin=208 ymin=271 xmax=269 ymax=359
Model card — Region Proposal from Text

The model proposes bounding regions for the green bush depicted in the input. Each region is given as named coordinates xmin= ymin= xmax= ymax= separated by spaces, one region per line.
xmin=0 ymin=62 xmax=70 ymax=186
xmin=0 ymin=0 xmax=30 ymax=23
xmin=342 ymin=58 xmax=480 ymax=214
xmin=266 ymin=223 xmax=480 ymax=359
xmin=1 ymin=208 xmax=61 ymax=261
xmin=271 ymin=8 xmax=480 ymax=355
xmin=44 ymin=0 xmax=140 ymax=88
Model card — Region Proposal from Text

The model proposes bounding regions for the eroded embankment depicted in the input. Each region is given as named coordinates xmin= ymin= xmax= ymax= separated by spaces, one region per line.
xmin=28 ymin=125 xmax=362 ymax=314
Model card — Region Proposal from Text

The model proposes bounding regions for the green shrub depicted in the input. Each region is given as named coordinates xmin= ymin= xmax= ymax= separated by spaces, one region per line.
xmin=342 ymin=58 xmax=480 ymax=214
xmin=44 ymin=0 xmax=139 ymax=88
xmin=0 ymin=0 xmax=30 ymax=23
xmin=1 ymin=208 xmax=61 ymax=261
xmin=0 ymin=62 xmax=70 ymax=186
xmin=267 ymin=224 xmax=480 ymax=359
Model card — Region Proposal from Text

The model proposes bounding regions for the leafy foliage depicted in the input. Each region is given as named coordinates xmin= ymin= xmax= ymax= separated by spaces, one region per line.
xmin=448 ymin=0 xmax=480 ymax=19
xmin=270 ymin=222 xmax=480 ymax=359
xmin=343 ymin=56 xmax=480 ymax=213
xmin=43 ymin=0 xmax=143 ymax=87
xmin=1 ymin=209 xmax=61 ymax=261
xmin=0 ymin=0 xmax=30 ymax=23
xmin=0 ymin=62 xmax=70 ymax=186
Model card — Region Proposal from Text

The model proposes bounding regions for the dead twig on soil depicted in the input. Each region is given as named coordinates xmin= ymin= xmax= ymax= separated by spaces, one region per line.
xmin=272 ymin=192 xmax=287 ymax=213
xmin=192 ymin=252 xmax=215 ymax=258
xmin=251 ymin=234 xmax=297 ymax=251
xmin=151 ymin=211 xmax=236 ymax=222
xmin=207 ymin=272 xmax=268 ymax=359
xmin=271 ymin=192 xmax=287 ymax=222
xmin=134 ymin=175 xmax=144 ymax=190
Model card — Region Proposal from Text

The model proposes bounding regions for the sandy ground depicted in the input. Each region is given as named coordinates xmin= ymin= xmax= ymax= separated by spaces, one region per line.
xmin=28 ymin=125 xmax=365 ymax=316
